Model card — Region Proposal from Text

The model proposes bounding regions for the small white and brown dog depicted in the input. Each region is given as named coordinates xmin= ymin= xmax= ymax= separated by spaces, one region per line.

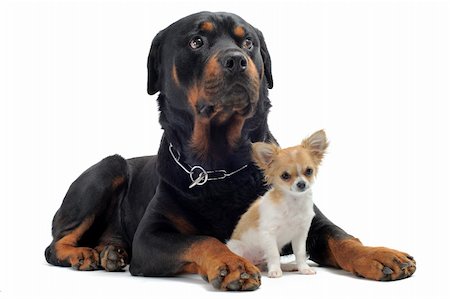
xmin=227 ymin=130 xmax=328 ymax=278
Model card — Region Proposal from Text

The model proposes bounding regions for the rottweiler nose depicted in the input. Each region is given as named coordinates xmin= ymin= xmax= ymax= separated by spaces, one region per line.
xmin=222 ymin=52 xmax=247 ymax=74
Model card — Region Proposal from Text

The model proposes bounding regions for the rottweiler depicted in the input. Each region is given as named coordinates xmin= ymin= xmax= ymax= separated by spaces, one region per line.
xmin=45 ymin=11 xmax=416 ymax=290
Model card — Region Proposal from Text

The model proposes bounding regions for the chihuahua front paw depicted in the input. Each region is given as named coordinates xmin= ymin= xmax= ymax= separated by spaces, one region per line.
xmin=298 ymin=266 xmax=316 ymax=275
xmin=268 ymin=267 xmax=283 ymax=278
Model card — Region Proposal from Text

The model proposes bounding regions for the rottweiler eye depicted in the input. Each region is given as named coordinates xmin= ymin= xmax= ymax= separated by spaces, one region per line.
xmin=305 ymin=168 xmax=313 ymax=177
xmin=242 ymin=38 xmax=253 ymax=50
xmin=280 ymin=172 xmax=291 ymax=181
xmin=189 ymin=36 xmax=204 ymax=49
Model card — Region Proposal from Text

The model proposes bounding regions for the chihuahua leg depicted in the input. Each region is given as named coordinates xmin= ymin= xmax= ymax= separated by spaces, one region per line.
xmin=292 ymin=229 xmax=316 ymax=275
xmin=262 ymin=236 xmax=282 ymax=278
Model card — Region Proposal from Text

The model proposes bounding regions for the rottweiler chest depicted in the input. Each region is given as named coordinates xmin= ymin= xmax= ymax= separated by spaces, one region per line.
xmin=178 ymin=181 xmax=267 ymax=241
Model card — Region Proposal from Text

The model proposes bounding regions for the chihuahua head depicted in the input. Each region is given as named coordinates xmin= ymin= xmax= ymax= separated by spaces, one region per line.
xmin=252 ymin=130 xmax=328 ymax=194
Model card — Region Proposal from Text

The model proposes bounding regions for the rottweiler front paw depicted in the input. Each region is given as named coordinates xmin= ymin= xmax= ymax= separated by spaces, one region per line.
xmin=205 ymin=255 xmax=261 ymax=291
xmin=330 ymin=238 xmax=416 ymax=281
xmin=352 ymin=247 xmax=416 ymax=281
xmin=100 ymin=245 xmax=128 ymax=272
xmin=68 ymin=247 xmax=99 ymax=271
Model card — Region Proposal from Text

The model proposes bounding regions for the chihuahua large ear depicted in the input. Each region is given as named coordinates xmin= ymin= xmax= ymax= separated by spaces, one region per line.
xmin=147 ymin=30 xmax=165 ymax=95
xmin=301 ymin=130 xmax=328 ymax=163
xmin=255 ymin=28 xmax=273 ymax=89
xmin=252 ymin=142 xmax=279 ymax=170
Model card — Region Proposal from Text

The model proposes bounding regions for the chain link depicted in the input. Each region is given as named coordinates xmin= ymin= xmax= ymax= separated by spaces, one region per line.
xmin=169 ymin=143 xmax=248 ymax=188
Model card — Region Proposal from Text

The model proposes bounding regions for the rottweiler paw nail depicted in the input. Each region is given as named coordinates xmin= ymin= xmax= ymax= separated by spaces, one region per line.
xmin=382 ymin=266 xmax=394 ymax=275
xmin=227 ymin=280 xmax=242 ymax=291
xmin=400 ymin=262 xmax=410 ymax=270
xmin=240 ymin=273 xmax=250 ymax=279
xmin=211 ymin=277 xmax=223 ymax=289
xmin=251 ymin=272 xmax=261 ymax=280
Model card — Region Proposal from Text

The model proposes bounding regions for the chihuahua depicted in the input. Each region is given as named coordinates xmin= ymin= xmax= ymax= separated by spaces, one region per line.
xmin=227 ymin=130 xmax=328 ymax=278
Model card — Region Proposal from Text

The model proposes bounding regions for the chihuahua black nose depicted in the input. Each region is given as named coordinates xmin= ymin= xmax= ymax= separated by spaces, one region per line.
xmin=297 ymin=181 xmax=306 ymax=191
xmin=223 ymin=52 xmax=247 ymax=74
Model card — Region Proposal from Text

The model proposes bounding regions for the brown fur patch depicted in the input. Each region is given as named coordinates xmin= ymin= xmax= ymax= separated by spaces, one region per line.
xmin=190 ymin=116 xmax=210 ymax=159
xmin=112 ymin=176 xmax=125 ymax=189
xmin=327 ymin=238 xmax=362 ymax=269
xmin=55 ymin=217 xmax=94 ymax=255
xmin=181 ymin=238 xmax=260 ymax=290
xmin=187 ymin=55 xmax=220 ymax=109
xmin=94 ymin=244 xmax=106 ymax=254
xmin=233 ymin=26 xmax=245 ymax=38
xmin=54 ymin=216 xmax=99 ymax=269
xmin=166 ymin=212 xmax=197 ymax=235
xmin=180 ymin=262 xmax=200 ymax=274
xmin=328 ymin=238 xmax=416 ymax=280
xmin=226 ymin=115 xmax=245 ymax=147
xmin=172 ymin=64 xmax=180 ymax=87
xmin=200 ymin=21 xmax=214 ymax=32
xmin=247 ymin=58 xmax=259 ymax=83
xmin=268 ymin=188 xmax=284 ymax=204
xmin=231 ymin=200 xmax=261 ymax=239
xmin=246 ymin=58 xmax=260 ymax=104
xmin=187 ymin=83 xmax=202 ymax=109
xmin=203 ymin=54 xmax=221 ymax=85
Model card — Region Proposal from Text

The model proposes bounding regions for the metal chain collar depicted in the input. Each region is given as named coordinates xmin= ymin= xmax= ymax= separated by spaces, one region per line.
xmin=168 ymin=143 xmax=248 ymax=188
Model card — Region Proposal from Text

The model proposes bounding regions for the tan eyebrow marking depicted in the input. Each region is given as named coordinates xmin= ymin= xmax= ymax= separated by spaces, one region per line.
xmin=200 ymin=21 xmax=214 ymax=32
xmin=172 ymin=64 xmax=180 ymax=87
xmin=233 ymin=26 xmax=245 ymax=38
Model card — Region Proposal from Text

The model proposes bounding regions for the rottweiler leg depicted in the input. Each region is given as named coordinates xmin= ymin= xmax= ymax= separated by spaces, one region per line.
xmin=45 ymin=155 xmax=129 ymax=271
xmin=94 ymin=218 xmax=129 ymax=272
xmin=182 ymin=238 xmax=261 ymax=290
xmin=130 ymin=218 xmax=261 ymax=291
xmin=129 ymin=188 xmax=260 ymax=291
xmin=95 ymin=244 xmax=128 ymax=272
xmin=51 ymin=216 xmax=100 ymax=270
xmin=130 ymin=230 xmax=261 ymax=291
xmin=94 ymin=187 xmax=130 ymax=272
xmin=306 ymin=206 xmax=416 ymax=281
xmin=327 ymin=238 xmax=416 ymax=281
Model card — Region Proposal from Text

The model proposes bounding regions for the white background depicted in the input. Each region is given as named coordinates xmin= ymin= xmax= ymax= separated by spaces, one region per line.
xmin=1 ymin=0 xmax=449 ymax=298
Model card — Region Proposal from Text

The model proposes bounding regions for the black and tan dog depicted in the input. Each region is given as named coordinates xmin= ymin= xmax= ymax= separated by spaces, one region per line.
xmin=45 ymin=11 xmax=416 ymax=290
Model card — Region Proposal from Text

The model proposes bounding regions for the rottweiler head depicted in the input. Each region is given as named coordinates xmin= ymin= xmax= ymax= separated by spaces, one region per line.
xmin=148 ymin=12 xmax=273 ymax=160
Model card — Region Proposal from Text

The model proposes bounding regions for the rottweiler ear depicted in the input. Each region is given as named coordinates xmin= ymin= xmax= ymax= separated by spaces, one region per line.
xmin=147 ymin=30 xmax=165 ymax=95
xmin=255 ymin=28 xmax=273 ymax=89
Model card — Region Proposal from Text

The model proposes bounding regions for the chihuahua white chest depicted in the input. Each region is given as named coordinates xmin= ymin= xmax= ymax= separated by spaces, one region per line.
xmin=259 ymin=189 xmax=315 ymax=250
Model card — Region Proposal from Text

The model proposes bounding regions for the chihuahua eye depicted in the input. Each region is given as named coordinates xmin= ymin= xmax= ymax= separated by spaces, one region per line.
xmin=242 ymin=38 xmax=253 ymax=50
xmin=280 ymin=172 xmax=291 ymax=181
xmin=305 ymin=168 xmax=313 ymax=177
xmin=189 ymin=36 xmax=204 ymax=49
